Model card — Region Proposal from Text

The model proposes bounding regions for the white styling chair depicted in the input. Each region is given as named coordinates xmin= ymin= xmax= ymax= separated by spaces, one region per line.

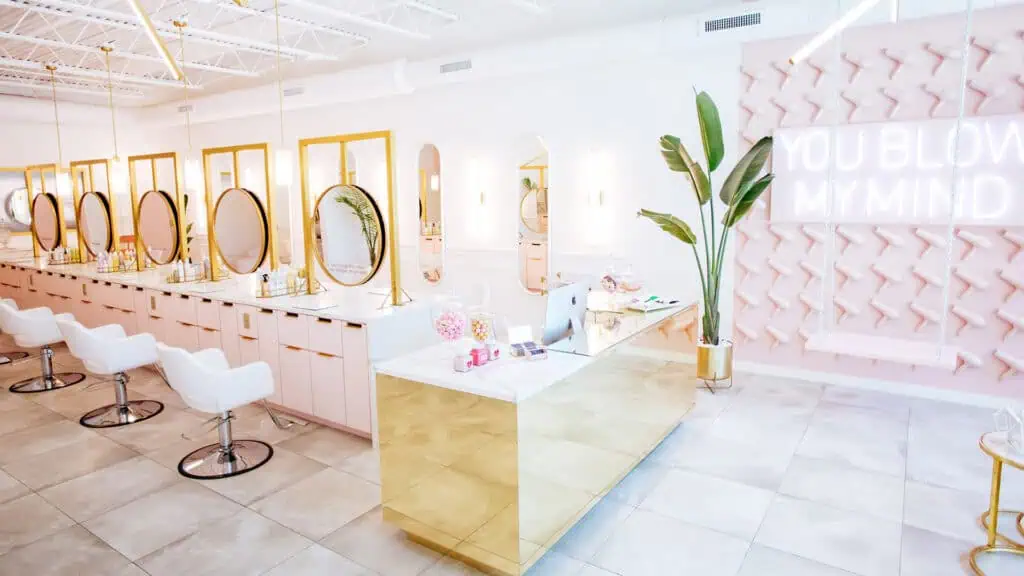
xmin=157 ymin=344 xmax=276 ymax=479
xmin=56 ymin=318 xmax=164 ymax=428
xmin=0 ymin=300 xmax=85 ymax=393
xmin=0 ymin=298 xmax=30 ymax=366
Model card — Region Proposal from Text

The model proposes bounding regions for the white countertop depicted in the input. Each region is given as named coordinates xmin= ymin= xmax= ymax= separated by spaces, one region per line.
xmin=0 ymin=249 xmax=424 ymax=326
xmin=377 ymin=305 xmax=692 ymax=403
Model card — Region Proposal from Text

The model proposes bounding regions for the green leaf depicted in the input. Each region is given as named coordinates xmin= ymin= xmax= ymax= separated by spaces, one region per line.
xmin=659 ymin=135 xmax=710 ymax=205
xmin=723 ymin=174 xmax=774 ymax=227
xmin=695 ymin=91 xmax=724 ymax=173
xmin=637 ymin=209 xmax=697 ymax=245
xmin=720 ymin=136 xmax=773 ymax=205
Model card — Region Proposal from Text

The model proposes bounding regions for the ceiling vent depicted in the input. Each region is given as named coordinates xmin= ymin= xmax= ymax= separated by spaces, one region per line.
xmin=177 ymin=104 xmax=194 ymax=113
xmin=440 ymin=59 xmax=472 ymax=74
xmin=703 ymin=12 xmax=761 ymax=33
xmin=283 ymin=86 xmax=305 ymax=97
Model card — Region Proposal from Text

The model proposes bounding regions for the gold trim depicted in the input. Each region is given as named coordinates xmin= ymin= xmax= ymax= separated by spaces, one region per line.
xmin=128 ymin=152 xmax=185 ymax=270
xmin=311 ymin=184 xmax=386 ymax=287
xmin=212 ymin=187 xmax=269 ymax=275
xmin=75 ymin=191 xmax=113 ymax=257
xmin=70 ymin=157 xmax=119 ymax=260
xmin=298 ymin=130 xmax=403 ymax=303
xmin=201 ymin=142 xmax=278 ymax=280
xmin=137 ymin=189 xmax=180 ymax=266
xmin=30 ymin=192 xmax=61 ymax=252
xmin=24 ymin=164 xmax=68 ymax=256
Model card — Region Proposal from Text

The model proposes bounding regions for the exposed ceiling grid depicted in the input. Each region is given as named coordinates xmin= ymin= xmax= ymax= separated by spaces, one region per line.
xmin=0 ymin=0 xmax=733 ymax=105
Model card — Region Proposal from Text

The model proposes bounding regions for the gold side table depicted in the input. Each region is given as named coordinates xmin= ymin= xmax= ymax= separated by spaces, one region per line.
xmin=970 ymin=431 xmax=1024 ymax=575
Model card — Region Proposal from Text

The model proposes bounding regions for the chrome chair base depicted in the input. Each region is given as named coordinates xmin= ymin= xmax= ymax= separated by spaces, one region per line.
xmin=9 ymin=372 xmax=85 ymax=393
xmin=0 ymin=351 xmax=29 ymax=365
xmin=80 ymin=400 xmax=164 ymax=428
xmin=178 ymin=440 xmax=274 ymax=480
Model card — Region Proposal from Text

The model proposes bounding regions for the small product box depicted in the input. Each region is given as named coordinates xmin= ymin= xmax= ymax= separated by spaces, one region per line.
xmin=470 ymin=347 xmax=489 ymax=367
xmin=454 ymin=354 xmax=474 ymax=372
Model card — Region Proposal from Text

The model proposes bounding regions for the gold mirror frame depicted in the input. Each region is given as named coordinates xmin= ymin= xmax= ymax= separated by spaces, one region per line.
xmin=312 ymin=184 xmax=387 ymax=287
xmin=70 ymin=158 xmax=120 ymax=262
xmin=76 ymin=191 xmax=113 ymax=256
xmin=30 ymin=192 xmax=61 ymax=251
xmin=137 ymin=189 xmax=180 ymax=265
xmin=24 ymin=163 xmax=69 ymax=258
xmin=213 ymin=187 xmax=269 ymax=275
xmin=128 ymin=152 xmax=186 ymax=271
xmin=299 ymin=130 xmax=403 ymax=303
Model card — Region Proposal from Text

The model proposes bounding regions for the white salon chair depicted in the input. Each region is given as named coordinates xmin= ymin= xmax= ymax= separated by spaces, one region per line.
xmin=0 ymin=300 xmax=85 ymax=393
xmin=156 ymin=344 xmax=275 ymax=479
xmin=0 ymin=298 xmax=30 ymax=366
xmin=56 ymin=318 xmax=164 ymax=428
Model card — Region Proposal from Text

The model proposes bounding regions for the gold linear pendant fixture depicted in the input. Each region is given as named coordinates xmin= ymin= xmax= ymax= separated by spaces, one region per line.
xmin=126 ymin=0 xmax=184 ymax=81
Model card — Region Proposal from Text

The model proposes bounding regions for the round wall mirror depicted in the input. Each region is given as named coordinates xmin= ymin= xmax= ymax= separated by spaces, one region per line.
xmin=31 ymin=193 xmax=60 ymax=251
xmin=3 ymin=186 xmax=32 ymax=231
xmin=418 ymin=144 xmax=443 ymax=284
xmin=77 ymin=192 xmax=113 ymax=256
xmin=213 ymin=187 xmax=268 ymax=274
xmin=520 ymin=183 xmax=548 ymax=234
xmin=313 ymin=184 xmax=386 ymax=286
xmin=138 ymin=190 xmax=179 ymax=265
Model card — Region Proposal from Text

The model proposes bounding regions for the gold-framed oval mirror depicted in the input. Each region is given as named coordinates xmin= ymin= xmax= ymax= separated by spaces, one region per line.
xmin=77 ymin=191 xmax=113 ymax=257
xmin=213 ymin=187 xmax=268 ymax=274
xmin=137 ymin=189 xmax=179 ymax=265
xmin=312 ymin=184 xmax=386 ymax=287
xmin=31 ymin=192 xmax=61 ymax=251
xmin=417 ymin=143 xmax=443 ymax=284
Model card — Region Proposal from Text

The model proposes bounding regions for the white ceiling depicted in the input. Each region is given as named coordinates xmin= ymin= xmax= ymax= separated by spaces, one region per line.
xmin=0 ymin=0 xmax=737 ymax=106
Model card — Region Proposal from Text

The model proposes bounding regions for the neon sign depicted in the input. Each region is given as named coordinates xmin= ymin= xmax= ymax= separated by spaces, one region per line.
xmin=771 ymin=115 xmax=1024 ymax=225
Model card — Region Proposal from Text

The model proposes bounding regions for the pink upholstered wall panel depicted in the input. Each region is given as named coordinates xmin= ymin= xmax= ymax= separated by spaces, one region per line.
xmin=735 ymin=6 xmax=1024 ymax=398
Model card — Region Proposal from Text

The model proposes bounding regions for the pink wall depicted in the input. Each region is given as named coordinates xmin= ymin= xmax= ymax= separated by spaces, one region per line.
xmin=735 ymin=6 xmax=1023 ymax=398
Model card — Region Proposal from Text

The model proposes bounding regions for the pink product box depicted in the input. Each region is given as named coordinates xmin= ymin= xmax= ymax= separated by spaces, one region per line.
xmin=471 ymin=348 xmax=489 ymax=366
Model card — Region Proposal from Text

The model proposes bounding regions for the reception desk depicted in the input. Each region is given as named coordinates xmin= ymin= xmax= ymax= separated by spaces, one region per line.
xmin=375 ymin=304 xmax=697 ymax=575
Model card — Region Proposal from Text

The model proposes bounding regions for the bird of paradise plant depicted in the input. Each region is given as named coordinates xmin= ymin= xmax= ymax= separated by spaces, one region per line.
xmin=638 ymin=91 xmax=774 ymax=346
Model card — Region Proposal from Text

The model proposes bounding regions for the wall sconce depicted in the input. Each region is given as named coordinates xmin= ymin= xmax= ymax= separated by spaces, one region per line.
xmin=430 ymin=174 xmax=440 ymax=192
xmin=479 ymin=190 xmax=486 ymax=205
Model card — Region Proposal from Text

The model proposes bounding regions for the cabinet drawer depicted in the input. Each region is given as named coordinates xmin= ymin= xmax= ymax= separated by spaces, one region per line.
xmin=310 ymin=352 xmax=346 ymax=426
xmin=148 ymin=290 xmax=171 ymax=318
xmin=257 ymin=308 xmax=278 ymax=345
xmin=147 ymin=316 xmax=170 ymax=344
xmin=277 ymin=311 xmax=309 ymax=349
xmin=279 ymin=346 xmax=313 ymax=414
xmin=196 ymin=298 xmax=220 ymax=330
xmin=219 ymin=303 xmax=240 ymax=367
xmin=176 ymin=322 xmax=199 ymax=351
xmin=342 ymin=324 xmax=371 ymax=434
xmin=198 ymin=327 xmax=221 ymax=351
xmin=116 ymin=307 xmax=137 ymax=336
xmin=133 ymin=288 xmax=149 ymax=335
xmin=308 ymin=317 xmax=344 ymax=357
xmin=236 ymin=305 xmax=259 ymax=339
xmin=173 ymin=294 xmax=197 ymax=325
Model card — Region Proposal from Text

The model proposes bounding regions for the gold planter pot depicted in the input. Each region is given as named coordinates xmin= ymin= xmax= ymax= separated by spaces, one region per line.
xmin=696 ymin=341 xmax=733 ymax=392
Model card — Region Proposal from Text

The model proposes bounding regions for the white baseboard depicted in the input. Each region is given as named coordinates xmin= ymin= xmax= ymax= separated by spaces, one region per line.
xmin=622 ymin=346 xmax=1016 ymax=410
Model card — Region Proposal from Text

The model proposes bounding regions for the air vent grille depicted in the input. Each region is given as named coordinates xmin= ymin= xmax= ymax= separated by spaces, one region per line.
xmin=177 ymin=104 xmax=193 ymax=113
xmin=283 ymin=86 xmax=305 ymax=97
xmin=440 ymin=59 xmax=472 ymax=74
xmin=704 ymin=12 xmax=761 ymax=33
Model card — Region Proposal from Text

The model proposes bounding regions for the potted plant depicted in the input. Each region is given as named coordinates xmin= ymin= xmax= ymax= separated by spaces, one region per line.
xmin=638 ymin=91 xmax=773 ymax=387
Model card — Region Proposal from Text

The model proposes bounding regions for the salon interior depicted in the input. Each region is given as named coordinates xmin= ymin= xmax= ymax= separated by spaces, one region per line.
xmin=0 ymin=0 xmax=1021 ymax=575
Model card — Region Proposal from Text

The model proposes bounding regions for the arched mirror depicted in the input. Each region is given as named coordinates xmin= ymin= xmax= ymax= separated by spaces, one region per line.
xmin=213 ymin=187 xmax=268 ymax=274
xmin=138 ymin=190 xmax=179 ymax=265
xmin=517 ymin=137 xmax=549 ymax=294
xmin=313 ymin=184 xmax=386 ymax=286
xmin=77 ymin=192 xmax=113 ymax=256
xmin=418 ymin=144 xmax=443 ymax=284
xmin=31 ymin=193 xmax=60 ymax=251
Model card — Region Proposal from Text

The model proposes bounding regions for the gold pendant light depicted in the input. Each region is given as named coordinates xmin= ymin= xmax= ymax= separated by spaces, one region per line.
xmin=45 ymin=64 xmax=71 ymax=196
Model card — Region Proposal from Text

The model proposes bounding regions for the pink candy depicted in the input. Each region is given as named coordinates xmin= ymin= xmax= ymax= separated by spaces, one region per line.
xmin=434 ymin=309 xmax=466 ymax=342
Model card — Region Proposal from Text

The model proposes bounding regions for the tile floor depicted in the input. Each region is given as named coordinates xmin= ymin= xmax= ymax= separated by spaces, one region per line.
xmin=0 ymin=340 xmax=1021 ymax=576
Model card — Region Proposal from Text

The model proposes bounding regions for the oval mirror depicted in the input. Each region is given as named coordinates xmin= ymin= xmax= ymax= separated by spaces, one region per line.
xmin=313 ymin=184 xmax=386 ymax=286
xmin=418 ymin=144 xmax=443 ymax=284
xmin=138 ymin=190 xmax=179 ymax=265
xmin=213 ymin=187 xmax=268 ymax=274
xmin=77 ymin=192 xmax=113 ymax=256
xmin=31 ymin=193 xmax=60 ymax=251
xmin=517 ymin=138 xmax=549 ymax=294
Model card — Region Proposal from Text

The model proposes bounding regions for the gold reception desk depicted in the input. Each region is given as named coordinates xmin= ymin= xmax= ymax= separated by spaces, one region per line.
xmin=376 ymin=305 xmax=697 ymax=575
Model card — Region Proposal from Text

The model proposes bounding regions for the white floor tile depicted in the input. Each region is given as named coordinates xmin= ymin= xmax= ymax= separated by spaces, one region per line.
xmin=737 ymin=544 xmax=859 ymax=576
xmin=640 ymin=468 xmax=774 ymax=540
xmin=754 ymin=496 xmax=901 ymax=576
xmin=902 ymin=481 xmax=987 ymax=543
xmin=899 ymin=525 xmax=972 ymax=576
xmin=779 ymin=456 xmax=905 ymax=522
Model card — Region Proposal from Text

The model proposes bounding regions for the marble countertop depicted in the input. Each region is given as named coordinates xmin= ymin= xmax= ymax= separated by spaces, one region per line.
xmin=0 ymin=249 xmax=427 ymax=326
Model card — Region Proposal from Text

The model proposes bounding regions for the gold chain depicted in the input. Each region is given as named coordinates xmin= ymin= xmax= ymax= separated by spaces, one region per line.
xmin=102 ymin=47 xmax=120 ymax=160
xmin=176 ymin=22 xmax=192 ymax=151
xmin=47 ymin=66 xmax=63 ymax=169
